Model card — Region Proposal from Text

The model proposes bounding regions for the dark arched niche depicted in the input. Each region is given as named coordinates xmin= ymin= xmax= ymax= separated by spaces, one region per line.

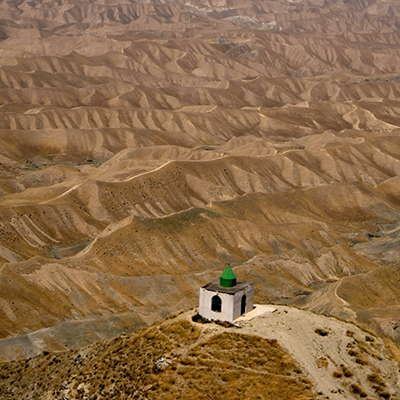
xmin=211 ymin=295 xmax=222 ymax=312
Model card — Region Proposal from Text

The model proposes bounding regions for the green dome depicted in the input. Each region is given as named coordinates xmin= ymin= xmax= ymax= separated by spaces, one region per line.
xmin=220 ymin=265 xmax=237 ymax=287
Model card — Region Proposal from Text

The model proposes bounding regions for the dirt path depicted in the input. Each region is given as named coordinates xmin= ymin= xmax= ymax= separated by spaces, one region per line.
xmin=181 ymin=305 xmax=400 ymax=400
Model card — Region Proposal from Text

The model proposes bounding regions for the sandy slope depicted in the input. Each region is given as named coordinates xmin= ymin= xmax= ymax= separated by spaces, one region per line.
xmin=194 ymin=305 xmax=400 ymax=400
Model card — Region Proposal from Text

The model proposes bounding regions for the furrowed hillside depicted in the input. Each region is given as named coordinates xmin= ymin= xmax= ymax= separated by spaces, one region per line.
xmin=1 ymin=0 xmax=400 ymax=357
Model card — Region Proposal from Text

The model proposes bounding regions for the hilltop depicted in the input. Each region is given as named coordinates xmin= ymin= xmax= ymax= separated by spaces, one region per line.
xmin=1 ymin=306 xmax=399 ymax=400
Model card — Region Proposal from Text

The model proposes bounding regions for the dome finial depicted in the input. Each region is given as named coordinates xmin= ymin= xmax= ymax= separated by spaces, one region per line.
xmin=220 ymin=264 xmax=236 ymax=287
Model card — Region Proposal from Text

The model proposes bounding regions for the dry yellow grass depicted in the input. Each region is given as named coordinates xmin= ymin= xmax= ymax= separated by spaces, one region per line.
xmin=0 ymin=318 xmax=315 ymax=400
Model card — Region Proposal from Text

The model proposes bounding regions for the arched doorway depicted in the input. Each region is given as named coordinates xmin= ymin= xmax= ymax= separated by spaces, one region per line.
xmin=211 ymin=295 xmax=222 ymax=312
xmin=241 ymin=294 xmax=247 ymax=315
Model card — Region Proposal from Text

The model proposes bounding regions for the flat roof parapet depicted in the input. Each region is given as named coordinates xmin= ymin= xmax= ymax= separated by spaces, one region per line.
xmin=202 ymin=279 xmax=253 ymax=295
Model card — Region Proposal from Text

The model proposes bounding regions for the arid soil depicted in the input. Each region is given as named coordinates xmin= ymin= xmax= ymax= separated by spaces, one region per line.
xmin=1 ymin=0 xmax=400 ymax=357
xmin=236 ymin=305 xmax=400 ymax=399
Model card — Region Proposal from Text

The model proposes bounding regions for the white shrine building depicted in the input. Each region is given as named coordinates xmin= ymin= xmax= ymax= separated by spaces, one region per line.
xmin=199 ymin=265 xmax=254 ymax=323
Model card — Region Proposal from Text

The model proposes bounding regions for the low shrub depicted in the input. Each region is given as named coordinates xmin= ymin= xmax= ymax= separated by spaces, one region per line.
xmin=333 ymin=371 xmax=343 ymax=378
xmin=367 ymin=373 xmax=385 ymax=386
xmin=350 ymin=383 xmax=367 ymax=397
xmin=341 ymin=365 xmax=353 ymax=378
xmin=192 ymin=314 xmax=211 ymax=324
xmin=215 ymin=320 xmax=235 ymax=328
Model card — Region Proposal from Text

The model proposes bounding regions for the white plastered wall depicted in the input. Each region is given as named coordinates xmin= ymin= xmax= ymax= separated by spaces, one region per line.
xmin=199 ymin=283 xmax=254 ymax=323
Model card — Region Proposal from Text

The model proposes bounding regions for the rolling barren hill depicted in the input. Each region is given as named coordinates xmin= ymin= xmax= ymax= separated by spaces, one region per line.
xmin=1 ymin=0 xmax=400 ymax=359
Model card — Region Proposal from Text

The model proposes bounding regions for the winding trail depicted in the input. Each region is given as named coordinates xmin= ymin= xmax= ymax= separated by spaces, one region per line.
xmin=178 ymin=306 xmax=400 ymax=400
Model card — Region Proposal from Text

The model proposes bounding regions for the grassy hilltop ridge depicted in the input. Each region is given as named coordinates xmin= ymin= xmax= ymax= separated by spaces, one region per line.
xmin=2 ymin=306 xmax=400 ymax=400
xmin=0 ymin=316 xmax=314 ymax=400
